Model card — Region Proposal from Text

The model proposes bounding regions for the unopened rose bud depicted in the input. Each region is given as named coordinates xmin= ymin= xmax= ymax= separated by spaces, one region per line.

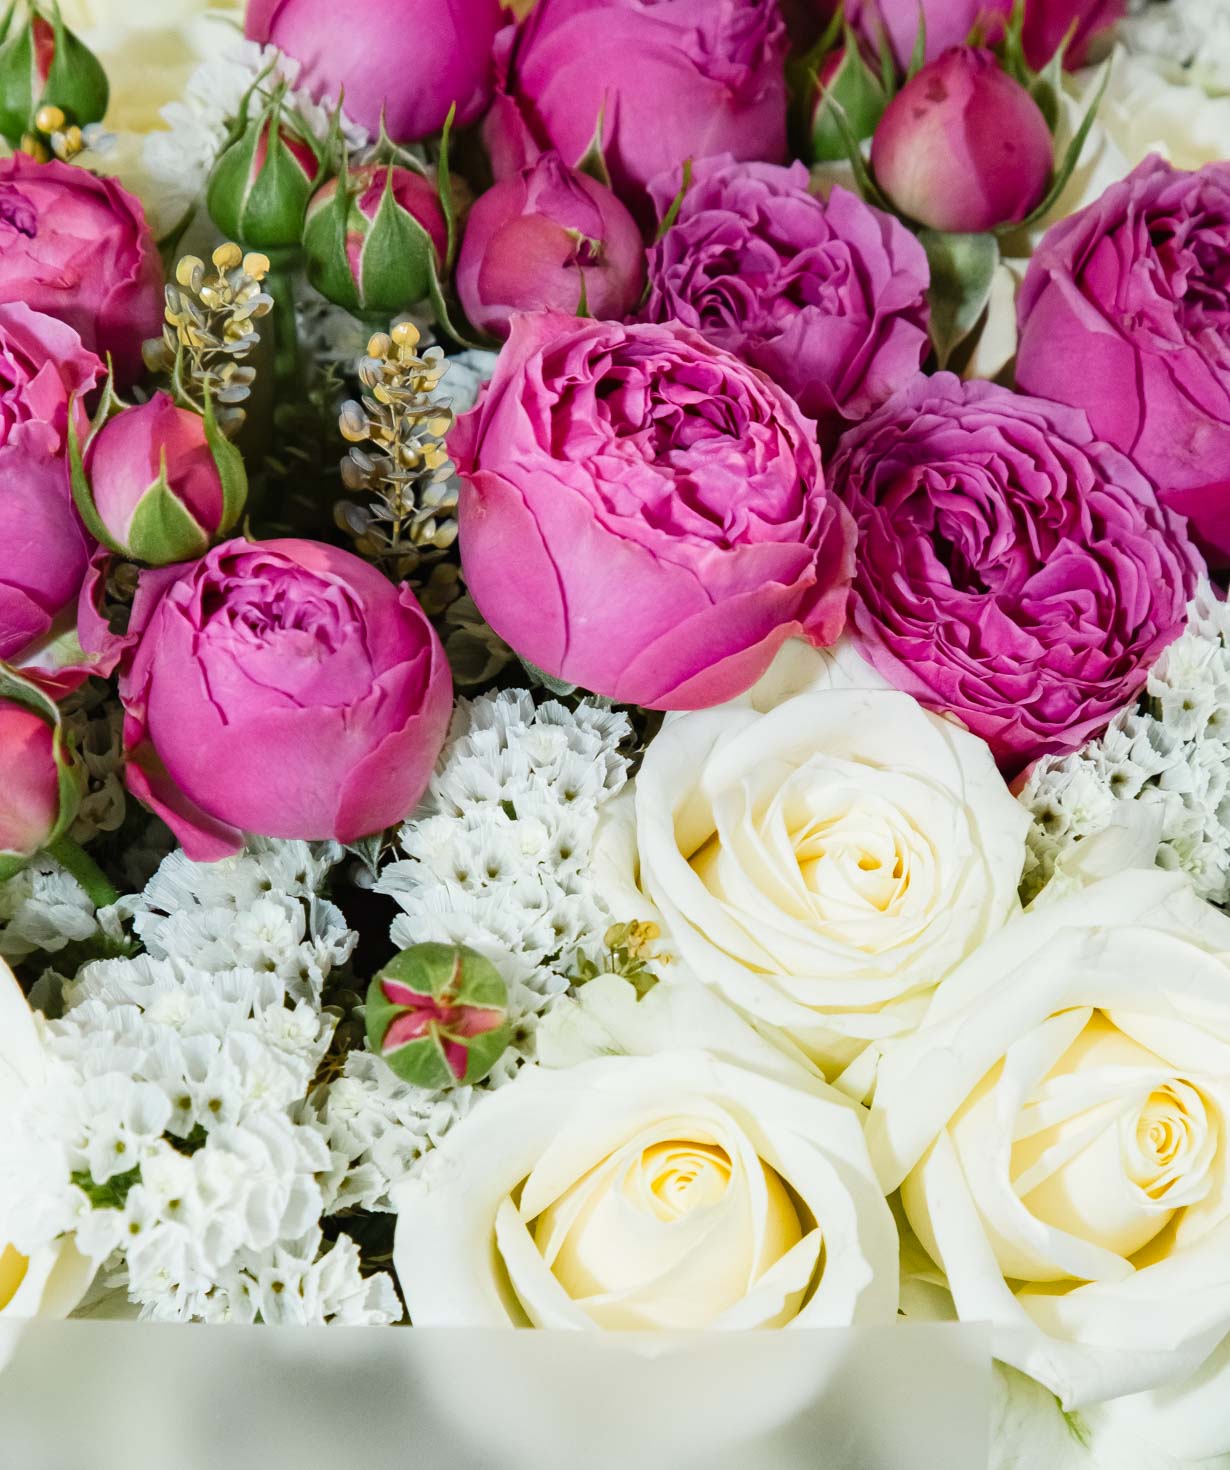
xmin=456 ymin=152 xmax=645 ymax=340
xmin=71 ymin=391 xmax=247 ymax=566
xmin=870 ymin=47 xmax=1053 ymax=233
xmin=207 ymin=94 xmax=322 ymax=252
xmin=0 ymin=691 xmax=80 ymax=881
xmin=0 ymin=7 xmax=108 ymax=149
xmin=809 ymin=45 xmax=888 ymax=164
xmin=365 ymin=943 xmax=511 ymax=1089
xmin=304 ymin=163 xmax=448 ymax=316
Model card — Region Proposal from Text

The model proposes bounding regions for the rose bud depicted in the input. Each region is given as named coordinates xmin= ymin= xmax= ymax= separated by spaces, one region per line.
xmin=206 ymin=92 xmax=322 ymax=253
xmin=0 ymin=7 xmax=108 ymax=149
xmin=304 ymin=164 xmax=448 ymax=317
xmin=0 ymin=690 xmax=81 ymax=882
xmin=456 ymin=153 xmax=645 ymax=340
xmin=870 ymin=47 xmax=1053 ymax=233
xmin=70 ymin=392 xmax=246 ymax=567
xmin=246 ymin=0 xmax=502 ymax=142
xmin=365 ymin=942 xmax=512 ymax=1090
xmin=809 ymin=45 xmax=887 ymax=164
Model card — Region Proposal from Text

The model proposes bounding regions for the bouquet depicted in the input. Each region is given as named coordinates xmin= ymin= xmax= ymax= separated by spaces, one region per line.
xmin=0 ymin=0 xmax=1229 ymax=1464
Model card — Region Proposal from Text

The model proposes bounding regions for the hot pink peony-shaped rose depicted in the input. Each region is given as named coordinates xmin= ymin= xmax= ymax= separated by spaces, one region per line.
xmin=831 ymin=374 xmax=1202 ymax=770
xmin=1017 ymin=157 xmax=1230 ymax=565
xmin=0 ymin=303 xmax=101 ymax=456
xmin=451 ymin=312 xmax=856 ymax=709
xmin=457 ymin=152 xmax=645 ymax=339
xmin=485 ymin=0 xmax=788 ymax=214
xmin=120 ymin=538 xmax=454 ymax=861
xmin=0 ymin=154 xmax=163 ymax=386
xmin=871 ymin=48 xmax=1053 ymax=233
xmin=642 ymin=157 xmax=929 ymax=446
xmin=245 ymin=0 xmax=502 ymax=141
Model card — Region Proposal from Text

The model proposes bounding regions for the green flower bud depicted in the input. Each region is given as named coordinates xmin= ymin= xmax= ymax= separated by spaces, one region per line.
xmin=207 ymin=92 xmax=322 ymax=253
xmin=810 ymin=43 xmax=888 ymax=165
xmin=304 ymin=163 xmax=448 ymax=316
xmin=0 ymin=4 xmax=108 ymax=149
xmin=366 ymin=943 xmax=512 ymax=1090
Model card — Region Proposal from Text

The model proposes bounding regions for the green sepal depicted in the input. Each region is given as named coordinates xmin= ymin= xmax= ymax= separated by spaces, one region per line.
xmin=437 ymin=101 xmax=458 ymax=271
xmin=427 ymin=262 xmax=492 ymax=350
xmin=304 ymin=158 xmax=364 ymax=312
xmin=811 ymin=28 xmax=889 ymax=163
xmin=0 ymin=19 xmax=34 ymax=145
xmin=905 ymin=4 xmax=927 ymax=79
xmin=919 ymin=228 xmax=1000 ymax=368
xmin=785 ymin=1 xmax=845 ymax=148
xmin=124 ymin=448 xmax=211 ymax=566
xmin=653 ymin=157 xmax=693 ymax=243
xmin=208 ymin=92 xmax=319 ymax=252
xmin=206 ymin=114 xmax=263 ymax=241
xmin=576 ymin=101 xmax=612 ymax=190
xmin=359 ymin=164 xmax=436 ymax=311
xmin=203 ymin=383 xmax=248 ymax=534
xmin=44 ymin=4 xmax=108 ymax=131
xmin=0 ymin=661 xmax=83 ymax=881
xmin=809 ymin=87 xmax=891 ymax=211
xmin=66 ymin=374 xmax=130 ymax=557
xmin=520 ymin=657 xmax=579 ymax=697
xmin=1012 ymin=57 xmax=1112 ymax=232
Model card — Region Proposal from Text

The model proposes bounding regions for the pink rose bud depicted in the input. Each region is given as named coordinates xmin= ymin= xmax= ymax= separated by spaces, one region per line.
xmin=305 ymin=164 xmax=449 ymax=317
xmin=246 ymin=0 xmax=502 ymax=142
xmin=0 ymin=8 xmax=108 ymax=148
xmin=0 ymin=693 xmax=80 ymax=881
xmin=206 ymin=93 xmax=322 ymax=252
xmin=457 ymin=152 xmax=645 ymax=340
xmin=365 ymin=943 xmax=512 ymax=1089
xmin=871 ymin=47 xmax=1053 ymax=233
xmin=72 ymin=392 xmax=246 ymax=567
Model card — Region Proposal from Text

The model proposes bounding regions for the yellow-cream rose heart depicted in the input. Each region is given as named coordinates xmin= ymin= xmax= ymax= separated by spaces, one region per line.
xmin=392 ymin=1047 xmax=898 ymax=1330
xmin=870 ymin=868 xmax=1230 ymax=1409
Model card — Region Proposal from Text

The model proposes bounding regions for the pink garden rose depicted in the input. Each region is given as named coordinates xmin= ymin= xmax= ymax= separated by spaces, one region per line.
xmin=120 ymin=539 xmax=453 ymax=861
xmin=451 ymin=312 xmax=856 ymax=709
xmin=0 ymin=701 xmax=62 ymax=873
xmin=831 ymin=374 xmax=1202 ymax=770
xmin=485 ymin=0 xmax=788 ymax=214
xmin=642 ymin=157 xmax=929 ymax=446
xmin=0 ymin=303 xmax=101 ymax=457
xmin=0 ymin=154 xmax=163 ymax=386
xmin=1017 ymin=157 xmax=1230 ymax=565
xmin=245 ymin=0 xmax=502 ymax=141
xmin=457 ymin=152 xmax=645 ymax=339
xmin=871 ymin=48 xmax=1053 ymax=233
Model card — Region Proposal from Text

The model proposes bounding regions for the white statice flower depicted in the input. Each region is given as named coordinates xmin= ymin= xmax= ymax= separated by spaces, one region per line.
xmin=1121 ymin=0 xmax=1230 ymax=96
xmin=129 ymin=839 xmax=355 ymax=1000
xmin=0 ymin=860 xmax=100 ymax=961
xmin=1020 ymin=584 xmax=1230 ymax=906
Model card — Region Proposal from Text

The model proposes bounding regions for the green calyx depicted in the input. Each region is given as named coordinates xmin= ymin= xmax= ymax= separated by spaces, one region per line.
xmin=0 ymin=3 xmax=108 ymax=147
xmin=0 ymin=663 xmax=83 ymax=883
xmin=810 ymin=29 xmax=888 ymax=164
xmin=207 ymin=85 xmax=325 ymax=252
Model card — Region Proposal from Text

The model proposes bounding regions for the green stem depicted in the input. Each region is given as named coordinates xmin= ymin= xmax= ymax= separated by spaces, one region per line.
xmin=266 ymin=257 xmax=302 ymax=398
xmin=46 ymin=835 xmax=121 ymax=912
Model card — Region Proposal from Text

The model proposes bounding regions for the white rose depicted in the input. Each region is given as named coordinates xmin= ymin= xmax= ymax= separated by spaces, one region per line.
xmin=870 ymin=869 xmax=1230 ymax=1409
xmin=1083 ymin=47 xmax=1230 ymax=173
xmin=609 ymin=674 xmax=1028 ymax=1081
xmin=392 ymin=1045 xmax=898 ymax=1331
xmin=0 ymin=965 xmax=92 ymax=1319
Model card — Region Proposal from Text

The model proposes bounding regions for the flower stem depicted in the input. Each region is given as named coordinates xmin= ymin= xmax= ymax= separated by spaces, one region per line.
xmin=45 ymin=836 xmax=121 ymax=912
xmin=266 ymin=253 xmax=302 ymax=397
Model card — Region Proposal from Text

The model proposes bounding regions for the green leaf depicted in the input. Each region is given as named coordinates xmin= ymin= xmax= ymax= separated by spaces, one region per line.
xmin=919 ymin=228 xmax=1000 ymax=368
xmin=1014 ymin=57 xmax=1112 ymax=232
xmin=203 ymin=383 xmax=249 ymax=533
xmin=576 ymin=102 xmax=612 ymax=190
xmin=71 ymin=1166 xmax=141 ymax=1211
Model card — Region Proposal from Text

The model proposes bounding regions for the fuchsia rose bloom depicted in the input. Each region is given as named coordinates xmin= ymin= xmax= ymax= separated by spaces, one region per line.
xmin=120 ymin=539 xmax=453 ymax=862
xmin=0 ymin=303 xmax=102 ymax=456
xmin=486 ymin=0 xmax=788 ymax=214
xmin=0 ymin=154 xmax=162 ymax=386
xmin=831 ymin=374 xmax=1202 ymax=770
xmin=1017 ymin=157 xmax=1230 ymax=565
xmin=457 ymin=152 xmax=645 ymax=340
xmin=452 ymin=313 xmax=856 ymax=709
xmin=643 ymin=157 xmax=929 ymax=446
xmin=245 ymin=0 xmax=502 ymax=141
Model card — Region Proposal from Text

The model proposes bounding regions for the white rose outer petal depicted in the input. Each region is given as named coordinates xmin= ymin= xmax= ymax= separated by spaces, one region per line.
xmin=392 ymin=1051 xmax=898 ymax=1331
xmin=869 ymin=868 xmax=1230 ymax=1409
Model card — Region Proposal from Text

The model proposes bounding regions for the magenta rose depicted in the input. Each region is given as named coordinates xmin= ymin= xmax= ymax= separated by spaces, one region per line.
xmin=642 ymin=157 xmax=929 ymax=446
xmin=831 ymin=374 xmax=1202 ymax=769
xmin=457 ymin=152 xmax=645 ymax=339
xmin=0 ymin=449 xmax=91 ymax=682
xmin=120 ymin=539 xmax=453 ymax=861
xmin=0 ymin=154 xmax=163 ymax=386
xmin=1017 ymin=157 xmax=1230 ymax=565
xmin=834 ymin=0 xmax=1119 ymax=69
xmin=452 ymin=312 xmax=855 ymax=709
xmin=0 ymin=303 xmax=102 ymax=456
xmin=0 ymin=699 xmax=73 ymax=877
xmin=485 ymin=0 xmax=788 ymax=215
xmin=245 ymin=0 xmax=502 ymax=141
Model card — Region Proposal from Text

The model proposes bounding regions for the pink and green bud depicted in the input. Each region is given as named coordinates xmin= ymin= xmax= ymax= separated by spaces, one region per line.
xmin=304 ymin=163 xmax=448 ymax=317
xmin=810 ymin=43 xmax=888 ymax=165
xmin=0 ymin=673 xmax=82 ymax=882
xmin=207 ymin=93 xmax=323 ymax=252
xmin=0 ymin=4 xmax=108 ymax=148
xmin=69 ymin=389 xmax=248 ymax=567
xmin=365 ymin=942 xmax=511 ymax=1090
xmin=870 ymin=46 xmax=1053 ymax=233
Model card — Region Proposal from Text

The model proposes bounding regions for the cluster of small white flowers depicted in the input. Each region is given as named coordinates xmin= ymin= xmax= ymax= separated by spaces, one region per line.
xmin=128 ymin=839 xmax=356 ymax=1001
xmin=1121 ymin=0 xmax=1230 ymax=94
xmin=0 ymin=860 xmax=102 ymax=961
xmin=0 ymin=952 xmax=397 ymax=1325
xmin=1020 ymin=585 xmax=1230 ymax=906
xmin=143 ymin=41 xmax=368 ymax=229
